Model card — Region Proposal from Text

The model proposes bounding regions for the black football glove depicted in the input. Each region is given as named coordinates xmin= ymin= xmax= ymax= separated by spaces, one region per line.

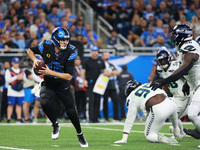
xmin=182 ymin=82 xmax=190 ymax=96
xmin=150 ymin=79 xmax=165 ymax=91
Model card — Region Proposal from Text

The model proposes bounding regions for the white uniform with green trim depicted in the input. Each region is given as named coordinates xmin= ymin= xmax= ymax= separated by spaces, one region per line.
xmin=177 ymin=40 xmax=200 ymax=131
xmin=157 ymin=60 xmax=191 ymax=118
xmin=123 ymin=83 xmax=179 ymax=142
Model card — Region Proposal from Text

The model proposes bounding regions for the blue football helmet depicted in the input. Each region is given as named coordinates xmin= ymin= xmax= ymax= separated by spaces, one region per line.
xmin=195 ymin=36 xmax=200 ymax=45
xmin=51 ymin=27 xmax=70 ymax=50
xmin=156 ymin=47 xmax=171 ymax=70
xmin=125 ymin=80 xmax=141 ymax=97
xmin=171 ymin=24 xmax=193 ymax=49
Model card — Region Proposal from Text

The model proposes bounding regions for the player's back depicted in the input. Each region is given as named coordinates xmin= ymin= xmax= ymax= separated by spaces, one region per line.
xmin=126 ymin=83 xmax=166 ymax=115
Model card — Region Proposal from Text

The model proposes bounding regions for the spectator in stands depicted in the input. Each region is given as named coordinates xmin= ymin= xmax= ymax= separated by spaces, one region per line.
xmin=57 ymin=1 xmax=66 ymax=18
xmin=0 ymin=0 xmax=7 ymax=17
xmin=17 ymin=19 xmax=25 ymax=35
xmin=143 ymin=4 xmax=155 ymax=22
xmin=28 ymin=1 xmax=38 ymax=15
xmin=104 ymin=0 xmax=121 ymax=27
xmin=47 ymin=7 xmax=61 ymax=26
xmin=25 ymin=32 xmax=37 ymax=48
xmin=13 ymin=32 xmax=25 ymax=49
xmin=191 ymin=16 xmax=200 ymax=39
xmin=106 ymin=29 xmax=120 ymax=49
xmin=176 ymin=15 xmax=190 ymax=26
xmin=130 ymin=1 xmax=143 ymax=18
xmin=51 ymin=0 xmax=59 ymax=8
xmin=5 ymin=7 xmax=16 ymax=21
xmin=117 ymin=65 xmax=133 ymax=120
xmin=44 ymin=0 xmax=52 ymax=15
xmin=36 ymin=0 xmax=46 ymax=9
xmin=102 ymin=52 xmax=120 ymax=122
xmin=81 ymin=46 xmax=107 ymax=123
xmin=163 ymin=11 xmax=171 ymax=24
xmin=0 ymin=12 xmax=4 ymax=28
xmin=75 ymin=16 xmax=87 ymax=36
xmin=185 ymin=2 xmax=197 ymax=22
xmin=154 ymin=19 xmax=164 ymax=35
xmin=160 ymin=24 xmax=171 ymax=43
xmin=86 ymin=30 xmax=102 ymax=48
xmin=30 ymin=18 xmax=40 ymax=34
xmin=4 ymin=35 xmax=19 ymax=53
xmin=13 ymin=0 xmax=23 ymax=19
xmin=140 ymin=23 xmax=158 ymax=47
xmin=150 ymin=0 xmax=158 ymax=12
xmin=152 ymin=35 xmax=171 ymax=49
xmin=82 ymin=36 xmax=90 ymax=49
xmin=40 ymin=23 xmax=55 ymax=41
xmin=71 ymin=56 xmax=87 ymax=122
xmin=155 ymin=1 xmax=167 ymax=21
xmin=6 ymin=57 xmax=26 ymax=123
xmin=128 ymin=17 xmax=147 ymax=47
xmin=69 ymin=24 xmax=76 ymax=38
xmin=169 ymin=19 xmax=176 ymax=32
xmin=26 ymin=11 xmax=34 ymax=27
xmin=166 ymin=0 xmax=178 ymax=20
xmin=23 ymin=26 xmax=30 ymax=41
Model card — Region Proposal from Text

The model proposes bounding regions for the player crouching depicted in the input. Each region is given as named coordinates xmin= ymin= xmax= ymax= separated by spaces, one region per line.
xmin=114 ymin=80 xmax=180 ymax=144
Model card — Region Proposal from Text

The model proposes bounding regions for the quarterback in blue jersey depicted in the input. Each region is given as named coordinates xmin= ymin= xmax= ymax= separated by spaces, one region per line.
xmin=27 ymin=27 xmax=88 ymax=147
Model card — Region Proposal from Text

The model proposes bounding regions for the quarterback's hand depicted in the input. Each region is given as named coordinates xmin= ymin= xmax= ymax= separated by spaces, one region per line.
xmin=182 ymin=82 xmax=190 ymax=96
xmin=150 ymin=79 xmax=164 ymax=91
xmin=114 ymin=139 xmax=127 ymax=144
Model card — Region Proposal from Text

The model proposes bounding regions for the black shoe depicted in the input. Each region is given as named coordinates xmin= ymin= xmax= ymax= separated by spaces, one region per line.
xmin=183 ymin=128 xmax=200 ymax=139
xmin=77 ymin=133 xmax=88 ymax=147
xmin=51 ymin=122 xmax=60 ymax=140
xmin=25 ymin=119 xmax=32 ymax=123
xmin=7 ymin=120 xmax=10 ymax=123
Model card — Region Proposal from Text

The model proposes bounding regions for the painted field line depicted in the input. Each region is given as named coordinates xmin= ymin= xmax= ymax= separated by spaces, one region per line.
xmin=0 ymin=146 xmax=32 ymax=150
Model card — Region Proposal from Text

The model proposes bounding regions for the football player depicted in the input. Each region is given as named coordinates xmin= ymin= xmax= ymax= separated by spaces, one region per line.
xmin=114 ymin=80 xmax=180 ymax=144
xmin=156 ymin=46 xmax=192 ymax=138
xmin=150 ymin=24 xmax=200 ymax=139
xmin=27 ymin=27 xmax=88 ymax=147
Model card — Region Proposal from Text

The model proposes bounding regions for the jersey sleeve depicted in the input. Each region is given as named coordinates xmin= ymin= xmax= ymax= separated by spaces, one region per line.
xmin=123 ymin=97 xmax=138 ymax=134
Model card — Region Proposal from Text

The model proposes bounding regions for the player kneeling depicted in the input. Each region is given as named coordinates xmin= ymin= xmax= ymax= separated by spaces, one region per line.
xmin=114 ymin=80 xmax=180 ymax=144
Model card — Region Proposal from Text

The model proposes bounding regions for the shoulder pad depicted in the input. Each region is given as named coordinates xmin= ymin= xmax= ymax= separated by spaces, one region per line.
xmin=68 ymin=44 xmax=76 ymax=51
xmin=68 ymin=50 xmax=78 ymax=60
xmin=179 ymin=45 xmax=196 ymax=54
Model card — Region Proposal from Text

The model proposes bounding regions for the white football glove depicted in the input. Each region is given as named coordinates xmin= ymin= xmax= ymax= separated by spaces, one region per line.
xmin=114 ymin=139 xmax=127 ymax=143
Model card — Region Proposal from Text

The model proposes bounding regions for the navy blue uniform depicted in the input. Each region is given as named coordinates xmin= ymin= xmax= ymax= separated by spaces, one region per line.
xmin=30 ymin=40 xmax=81 ymax=133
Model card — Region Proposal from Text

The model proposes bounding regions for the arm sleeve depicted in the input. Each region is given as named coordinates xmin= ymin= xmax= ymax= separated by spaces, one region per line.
xmin=123 ymin=100 xmax=138 ymax=134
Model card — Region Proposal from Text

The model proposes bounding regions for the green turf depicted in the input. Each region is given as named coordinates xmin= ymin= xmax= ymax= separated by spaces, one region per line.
xmin=0 ymin=123 xmax=199 ymax=150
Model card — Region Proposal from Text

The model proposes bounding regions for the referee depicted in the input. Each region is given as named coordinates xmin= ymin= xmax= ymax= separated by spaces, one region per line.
xmin=81 ymin=46 xmax=107 ymax=123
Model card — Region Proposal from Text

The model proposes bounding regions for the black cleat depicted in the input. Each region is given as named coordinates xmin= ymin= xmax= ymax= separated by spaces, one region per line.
xmin=183 ymin=128 xmax=200 ymax=139
xmin=51 ymin=122 xmax=60 ymax=140
xmin=77 ymin=133 xmax=88 ymax=147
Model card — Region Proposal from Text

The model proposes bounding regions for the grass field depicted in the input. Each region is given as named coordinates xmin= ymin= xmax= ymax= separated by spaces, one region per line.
xmin=0 ymin=121 xmax=199 ymax=150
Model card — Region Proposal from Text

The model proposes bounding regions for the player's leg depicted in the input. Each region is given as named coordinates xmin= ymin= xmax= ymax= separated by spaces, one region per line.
xmin=57 ymin=86 xmax=88 ymax=147
xmin=145 ymin=98 xmax=178 ymax=143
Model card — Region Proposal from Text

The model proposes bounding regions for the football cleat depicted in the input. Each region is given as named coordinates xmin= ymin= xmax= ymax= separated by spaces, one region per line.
xmin=183 ymin=128 xmax=200 ymax=139
xmin=169 ymin=126 xmax=185 ymax=138
xmin=77 ymin=133 xmax=88 ymax=147
xmin=158 ymin=134 xmax=178 ymax=144
xmin=51 ymin=122 xmax=60 ymax=140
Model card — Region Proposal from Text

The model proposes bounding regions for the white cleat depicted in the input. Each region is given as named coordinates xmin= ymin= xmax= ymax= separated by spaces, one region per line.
xmin=51 ymin=122 xmax=60 ymax=140
xmin=169 ymin=126 xmax=185 ymax=138
xmin=77 ymin=133 xmax=88 ymax=147
xmin=158 ymin=134 xmax=178 ymax=144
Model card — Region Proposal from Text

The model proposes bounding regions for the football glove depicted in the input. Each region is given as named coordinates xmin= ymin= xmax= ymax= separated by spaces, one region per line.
xmin=150 ymin=79 xmax=165 ymax=91
xmin=182 ymin=82 xmax=190 ymax=96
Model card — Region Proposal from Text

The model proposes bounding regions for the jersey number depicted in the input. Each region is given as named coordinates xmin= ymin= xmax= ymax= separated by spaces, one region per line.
xmin=168 ymin=81 xmax=178 ymax=88
xmin=135 ymin=88 xmax=150 ymax=98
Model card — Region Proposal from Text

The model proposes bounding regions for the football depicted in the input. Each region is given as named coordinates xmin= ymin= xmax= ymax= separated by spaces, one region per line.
xmin=34 ymin=60 xmax=46 ymax=75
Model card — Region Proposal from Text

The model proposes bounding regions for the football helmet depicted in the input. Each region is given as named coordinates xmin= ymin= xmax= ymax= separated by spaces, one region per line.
xmin=195 ymin=36 xmax=200 ymax=45
xmin=156 ymin=46 xmax=171 ymax=70
xmin=125 ymin=80 xmax=141 ymax=97
xmin=171 ymin=24 xmax=193 ymax=49
xmin=51 ymin=27 xmax=70 ymax=50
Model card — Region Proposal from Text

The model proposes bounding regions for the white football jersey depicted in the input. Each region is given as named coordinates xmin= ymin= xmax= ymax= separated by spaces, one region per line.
xmin=126 ymin=83 xmax=167 ymax=116
xmin=157 ymin=61 xmax=187 ymax=101
xmin=178 ymin=40 xmax=200 ymax=91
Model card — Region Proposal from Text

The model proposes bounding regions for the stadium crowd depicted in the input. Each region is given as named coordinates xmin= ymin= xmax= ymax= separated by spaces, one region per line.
xmin=0 ymin=0 xmax=199 ymax=124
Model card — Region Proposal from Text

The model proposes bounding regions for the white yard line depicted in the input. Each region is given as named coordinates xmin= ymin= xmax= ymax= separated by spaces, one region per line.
xmin=0 ymin=146 xmax=32 ymax=150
